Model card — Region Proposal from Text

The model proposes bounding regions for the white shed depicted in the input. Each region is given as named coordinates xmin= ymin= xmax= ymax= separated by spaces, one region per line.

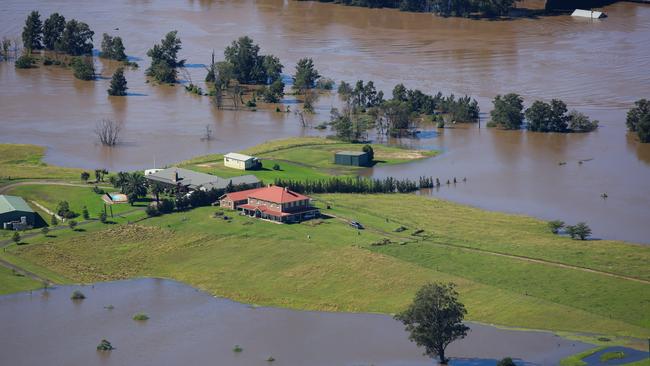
xmin=571 ymin=9 xmax=606 ymax=19
xmin=224 ymin=153 xmax=260 ymax=170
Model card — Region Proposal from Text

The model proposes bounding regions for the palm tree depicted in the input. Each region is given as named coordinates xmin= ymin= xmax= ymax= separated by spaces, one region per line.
xmin=122 ymin=172 xmax=147 ymax=205
xmin=149 ymin=182 xmax=164 ymax=203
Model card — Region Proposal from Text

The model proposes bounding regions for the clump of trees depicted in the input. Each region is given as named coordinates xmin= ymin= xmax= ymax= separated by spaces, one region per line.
xmin=626 ymin=99 xmax=650 ymax=143
xmin=224 ymin=36 xmax=283 ymax=85
xmin=548 ymin=220 xmax=592 ymax=240
xmin=56 ymin=201 xmax=77 ymax=219
xmin=59 ymin=19 xmax=94 ymax=55
xmin=100 ymin=33 xmax=126 ymax=61
xmin=395 ymin=282 xmax=469 ymax=364
xmin=490 ymin=94 xmax=598 ymax=133
xmin=296 ymin=0 xmax=520 ymax=17
xmin=70 ymin=56 xmax=94 ymax=80
xmin=15 ymin=54 xmax=36 ymax=69
xmin=146 ymin=31 xmax=185 ymax=83
xmin=108 ymin=67 xmax=128 ymax=96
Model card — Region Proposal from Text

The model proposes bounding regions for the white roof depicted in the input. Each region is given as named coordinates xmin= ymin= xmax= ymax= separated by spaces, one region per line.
xmin=571 ymin=9 xmax=605 ymax=18
xmin=224 ymin=152 xmax=255 ymax=161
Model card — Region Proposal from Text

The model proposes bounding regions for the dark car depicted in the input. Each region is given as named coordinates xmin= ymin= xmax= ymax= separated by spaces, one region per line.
xmin=350 ymin=221 xmax=364 ymax=230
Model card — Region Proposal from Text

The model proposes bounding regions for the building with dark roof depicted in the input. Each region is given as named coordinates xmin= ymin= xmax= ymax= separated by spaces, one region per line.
xmin=145 ymin=167 xmax=261 ymax=191
xmin=220 ymin=186 xmax=319 ymax=223
xmin=0 ymin=195 xmax=36 ymax=230
xmin=334 ymin=151 xmax=371 ymax=167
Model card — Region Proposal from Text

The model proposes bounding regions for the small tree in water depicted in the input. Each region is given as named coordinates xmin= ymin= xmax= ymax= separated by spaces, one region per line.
xmin=395 ymin=282 xmax=469 ymax=364
xmin=107 ymin=67 xmax=128 ymax=96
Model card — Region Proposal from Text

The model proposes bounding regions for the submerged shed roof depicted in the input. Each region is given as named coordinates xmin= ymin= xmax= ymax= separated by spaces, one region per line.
xmin=0 ymin=195 xmax=34 ymax=214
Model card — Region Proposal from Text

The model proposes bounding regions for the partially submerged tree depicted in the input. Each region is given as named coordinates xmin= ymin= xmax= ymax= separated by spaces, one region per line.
xmin=43 ymin=13 xmax=66 ymax=51
xmin=292 ymin=58 xmax=320 ymax=92
xmin=395 ymin=282 xmax=469 ymax=364
xmin=490 ymin=93 xmax=524 ymax=130
xmin=626 ymin=99 xmax=650 ymax=143
xmin=95 ymin=119 xmax=121 ymax=146
xmin=71 ymin=56 xmax=95 ymax=80
xmin=59 ymin=19 xmax=94 ymax=55
xmin=146 ymin=31 xmax=185 ymax=83
xmin=100 ymin=33 xmax=126 ymax=61
xmin=107 ymin=67 xmax=128 ymax=96
xmin=22 ymin=10 xmax=43 ymax=52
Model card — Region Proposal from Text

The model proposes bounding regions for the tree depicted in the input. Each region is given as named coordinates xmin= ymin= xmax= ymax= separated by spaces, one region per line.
xmin=15 ymin=54 xmax=36 ymax=69
xmin=525 ymin=99 xmax=569 ymax=132
xmin=626 ymin=99 xmax=650 ymax=143
xmin=100 ymin=33 xmax=126 ymax=61
xmin=568 ymin=111 xmax=598 ymax=133
xmin=293 ymin=58 xmax=320 ymax=92
xmin=56 ymin=201 xmax=71 ymax=218
xmin=95 ymin=119 xmax=121 ymax=146
xmin=43 ymin=13 xmax=66 ymax=51
xmin=12 ymin=231 xmax=21 ymax=244
xmin=338 ymin=81 xmax=353 ymax=101
xmin=1 ymin=37 xmax=12 ymax=61
xmin=262 ymin=79 xmax=285 ymax=103
xmin=223 ymin=36 xmax=279 ymax=84
xmin=490 ymin=93 xmax=524 ymax=130
xmin=80 ymin=171 xmax=90 ymax=182
xmin=262 ymin=54 xmax=283 ymax=83
xmin=41 ymin=227 xmax=49 ymax=237
xmin=59 ymin=19 xmax=94 ymax=55
xmin=22 ymin=11 xmax=43 ymax=51
xmin=565 ymin=225 xmax=576 ymax=239
xmin=107 ymin=67 xmax=128 ymax=96
xmin=50 ymin=214 xmax=58 ymax=226
xmin=573 ymin=222 xmax=592 ymax=240
xmin=395 ymin=282 xmax=469 ymax=364
xmin=70 ymin=56 xmax=95 ymax=80
xmin=146 ymin=31 xmax=185 ymax=83
xmin=82 ymin=206 xmax=90 ymax=220
xmin=149 ymin=182 xmax=164 ymax=203
xmin=547 ymin=220 xmax=564 ymax=234
xmin=497 ymin=357 xmax=517 ymax=366
xmin=122 ymin=172 xmax=147 ymax=203
xmin=99 ymin=212 xmax=107 ymax=223
xmin=68 ymin=220 xmax=78 ymax=230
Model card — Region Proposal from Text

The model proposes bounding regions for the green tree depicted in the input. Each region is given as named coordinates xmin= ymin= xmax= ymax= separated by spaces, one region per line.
xmin=70 ymin=56 xmax=95 ymax=80
xmin=149 ymin=182 xmax=164 ymax=203
xmin=568 ymin=111 xmax=598 ymax=133
xmin=573 ymin=222 xmax=592 ymax=240
xmin=82 ymin=206 xmax=90 ymax=220
xmin=43 ymin=13 xmax=66 ymax=50
xmin=22 ymin=10 xmax=43 ymax=51
xmin=362 ymin=144 xmax=374 ymax=161
xmin=122 ymin=172 xmax=147 ymax=203
xmin=107 ymin=67 xmax=128 ymax=96
xmin=547 ymin=220 xmax=564 ymax=234
xmin=15 ymin=54 xmax=36 ymax=69
xmin=50 ymin=214 xmax=58 ymax=226
xmin=99 ymin=212 xmax=107 ymax=223
xmin=330 ymin=108 xmax=353 ymax=141
xmin=224 ymin=36 xmax=277 ymax=84
xmin=497 ymin=357 xmax=517 ymax=366
xmin=68 ymin=220 xmax=78 ymax=230
xmin=12 ymin=231 xmax=21 ymax=244
xmin=293 ymin=58 xmax=320 ymax=91
xmin=261 ymin=79 xmax=285 ymax=103
xmin=262 ymin=54 xmax=283 ymax=83
xmin=338 ymin=81 xmax=353 ymax=101
xmin=60 ymin=19 xmax=94 ymax=55
xmin=56 ymin=201 xmax=71 ymax=218
xmin=41 ymin=227 xmax=49 ymax=236
xmin=146 ymin=31 xmax=185 ymax=83
xmin=80 ymin=171 xmax=90 ymax=182
xmin=100 ymin=33 xmax=126 ymax=61
xmin=395 ymin=282 xmax=469 ymax=365
xmin=490 ymin=93 xmax=524 ymax=130
xmin=626 ymin=99 xmax=650 ymax=143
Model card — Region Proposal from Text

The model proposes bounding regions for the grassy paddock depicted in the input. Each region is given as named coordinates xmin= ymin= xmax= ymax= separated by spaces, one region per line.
xmin=3 ymin=195 xmax=648 ymax=339
xmin=0 ymin=144 xmax=83 ymax=183
xmin=0 ymin=265 xmax=42 ymax=295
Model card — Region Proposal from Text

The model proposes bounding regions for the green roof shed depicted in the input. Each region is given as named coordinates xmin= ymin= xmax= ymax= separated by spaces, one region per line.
xmin=334 ymin=151 xmax=371 ymax=167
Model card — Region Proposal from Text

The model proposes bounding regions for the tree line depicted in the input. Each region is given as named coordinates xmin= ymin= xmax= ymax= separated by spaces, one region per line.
xmin=295 ymin=0 xmax=521 ymax=18
xmin=488 ymin=93 xmax=599 ymax=133
xmin=272 ymin=176 xmax=443 ymax=194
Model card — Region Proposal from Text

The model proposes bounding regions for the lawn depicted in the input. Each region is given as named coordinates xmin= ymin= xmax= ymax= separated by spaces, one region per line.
xmin=0 ymin=144 xmax=83 ymax=183
xmin=0 ymin=265 xmax=42 ymax=295
xmin=3 ymin=194 xmax=649 ymax=339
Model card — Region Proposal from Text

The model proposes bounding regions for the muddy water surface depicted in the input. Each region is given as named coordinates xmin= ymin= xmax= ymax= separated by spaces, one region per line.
xmin=0 ymin=279 xmax=593 ymax=366
xmin=0 ymin=0 xmax=649 ymax=242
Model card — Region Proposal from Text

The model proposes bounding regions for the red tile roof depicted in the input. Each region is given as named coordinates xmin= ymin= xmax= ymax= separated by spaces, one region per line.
xmin=221 ymin=187 xmax=266 ymax=202
xmin=239 ymin=204 xmax=291 ymax=217
xmin=247 ymin=186 xmax=310 ymax=204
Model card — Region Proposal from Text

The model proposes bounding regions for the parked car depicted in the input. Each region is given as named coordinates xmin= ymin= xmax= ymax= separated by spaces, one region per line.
xmin=350 ymin=221 xmax=364 ymax=230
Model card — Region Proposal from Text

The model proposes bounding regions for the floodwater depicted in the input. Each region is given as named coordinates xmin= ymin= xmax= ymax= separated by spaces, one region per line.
xmin=0 ymin=278 xmax=594 ymax=366
xmin=0 ymin=0 xmax=649 ymax=242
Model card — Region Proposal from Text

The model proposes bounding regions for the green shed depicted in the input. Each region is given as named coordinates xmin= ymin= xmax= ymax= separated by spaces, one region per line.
xmin=0 ymin=195 xmax=35 ymax=230
xmin=334 ymin=151 xmax=371 ymax=167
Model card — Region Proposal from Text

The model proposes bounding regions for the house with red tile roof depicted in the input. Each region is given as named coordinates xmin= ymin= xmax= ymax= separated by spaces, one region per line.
xmin=219 ymin=186 xmax=319 ymax=223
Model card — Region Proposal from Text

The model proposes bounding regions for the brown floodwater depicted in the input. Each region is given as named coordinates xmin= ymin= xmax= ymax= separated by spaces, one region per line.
xmin=0 ymin=278 xmax=593 ymax=366
xmin=0 ymin=0 xmax=649 ymax=242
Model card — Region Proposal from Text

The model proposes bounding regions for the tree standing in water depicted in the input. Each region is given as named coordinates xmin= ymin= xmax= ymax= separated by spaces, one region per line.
xmin=395 ymin=282 xmax=469 ymax=365
xmin=22 ymin=10 xmax=43 ymax=52
xmin=107 ymin=67 xmax=128 ymax=96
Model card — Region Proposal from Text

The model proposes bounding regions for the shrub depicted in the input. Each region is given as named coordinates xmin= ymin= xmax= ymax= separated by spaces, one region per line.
xmin=41 ymin=227 xmax=49 ymax=236
xmin=82 ymin=206 xmax=90 ymax=220
xmin=50 ymin=214 xmax=58 ymax=226
xmin=266 ymin=356 xmax=276 ymax=362
xmin=486 ymin=121 xmax=497 ymax=128
xmin=71 ymin=290 xmax=86 ymax=300
xmin=146 ymin=205 xmax=160 ymax=217
xmin=394 ymin=226 xmax=407 ymax=232
xmin=132 ymin=312 xmax=149 ymax=321
xmin=437 ymin=120 xmax=445 ymax=128
xmin=68 ymin=220 xmax=78 ymax=230
xmin=362 ymin=144 xmax=374 ymax=161
xmin=497 ymin=357 xmax=516 ymax=366
xmin=316 ymin=77 xmax=335 ymax=90
xmin=233 ymin=345 xmax=243 ymax=353
xmin=99 ymin=212 xmax=107 ymax=223
xmin=15 ymin=54 xmax=36 ymax=69
xmin=97 ymin=339 xmax=114 ymax=351
xmin=159 ymin=199 xmax=175 ymax=214
xmin=70 ymin=56 xmax=95 ymax=80
xmin=272 ymin=163 xmax=281 ymax=171
xmin=573 ymin=222 xmax=592 ymax=240
xmin=92 ymin=186 xmax=105 ymax=194
xmin=547 ymin=220 xmax=564 ymax=234
xmin=12 ymin=231 xmax=21 ymax=244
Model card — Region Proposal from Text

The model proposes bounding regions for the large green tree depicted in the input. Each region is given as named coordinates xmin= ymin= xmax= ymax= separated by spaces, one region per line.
xmin=490 ymin=93 xmax=524 ymax=130
xmin=146 ymin=31 xmax=185 ymax=83
xmin=100 ymin=33 xmax=126 ymax=61
xmin=223 ymin=36 xmax=282 ymax=85
xmin=395 ymin=282 xmax=469 ymax=365
xmin=107 ymin=67 xmax=128 ymax=96
xmin=293 ymin=58 xmax=320 ymax=91
xmin=22 ymin=10 xmax=43 ymax=51
xmin=626 ymin=99 xmax=650 ymax=143
xmin=60 ymin=19 xmax=94 ymax=55
xmin=525 ymin=99 xmax=568 ymax=132
xmin=43 ymin=13 xmax=66 ymax=51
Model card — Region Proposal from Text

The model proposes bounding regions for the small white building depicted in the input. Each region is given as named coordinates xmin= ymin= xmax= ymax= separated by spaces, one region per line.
xmin=224 ymin=153 xmax=260 ymax=170
xmin=571 ymin=9 xmax=606 ymax=19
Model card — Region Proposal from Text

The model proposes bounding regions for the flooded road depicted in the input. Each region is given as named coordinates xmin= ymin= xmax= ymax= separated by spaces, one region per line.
xmin=0 ymin=278 xmax=593 ymax=366
xmin=0 ymin=0 xmax=649 ymax=242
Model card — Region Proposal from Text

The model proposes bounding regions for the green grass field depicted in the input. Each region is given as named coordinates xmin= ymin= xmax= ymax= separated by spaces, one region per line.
xmin=0 ymin=265 xmax=42 ymax=295
xmin=3 ymin=194 xmax=648 ymax=339
xmin=0 ymin=144 xmax=83 ymax=183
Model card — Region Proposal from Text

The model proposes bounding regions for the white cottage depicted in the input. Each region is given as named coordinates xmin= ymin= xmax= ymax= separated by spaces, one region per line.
xmin=224 ymin=153 xmax=260 ymax=170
